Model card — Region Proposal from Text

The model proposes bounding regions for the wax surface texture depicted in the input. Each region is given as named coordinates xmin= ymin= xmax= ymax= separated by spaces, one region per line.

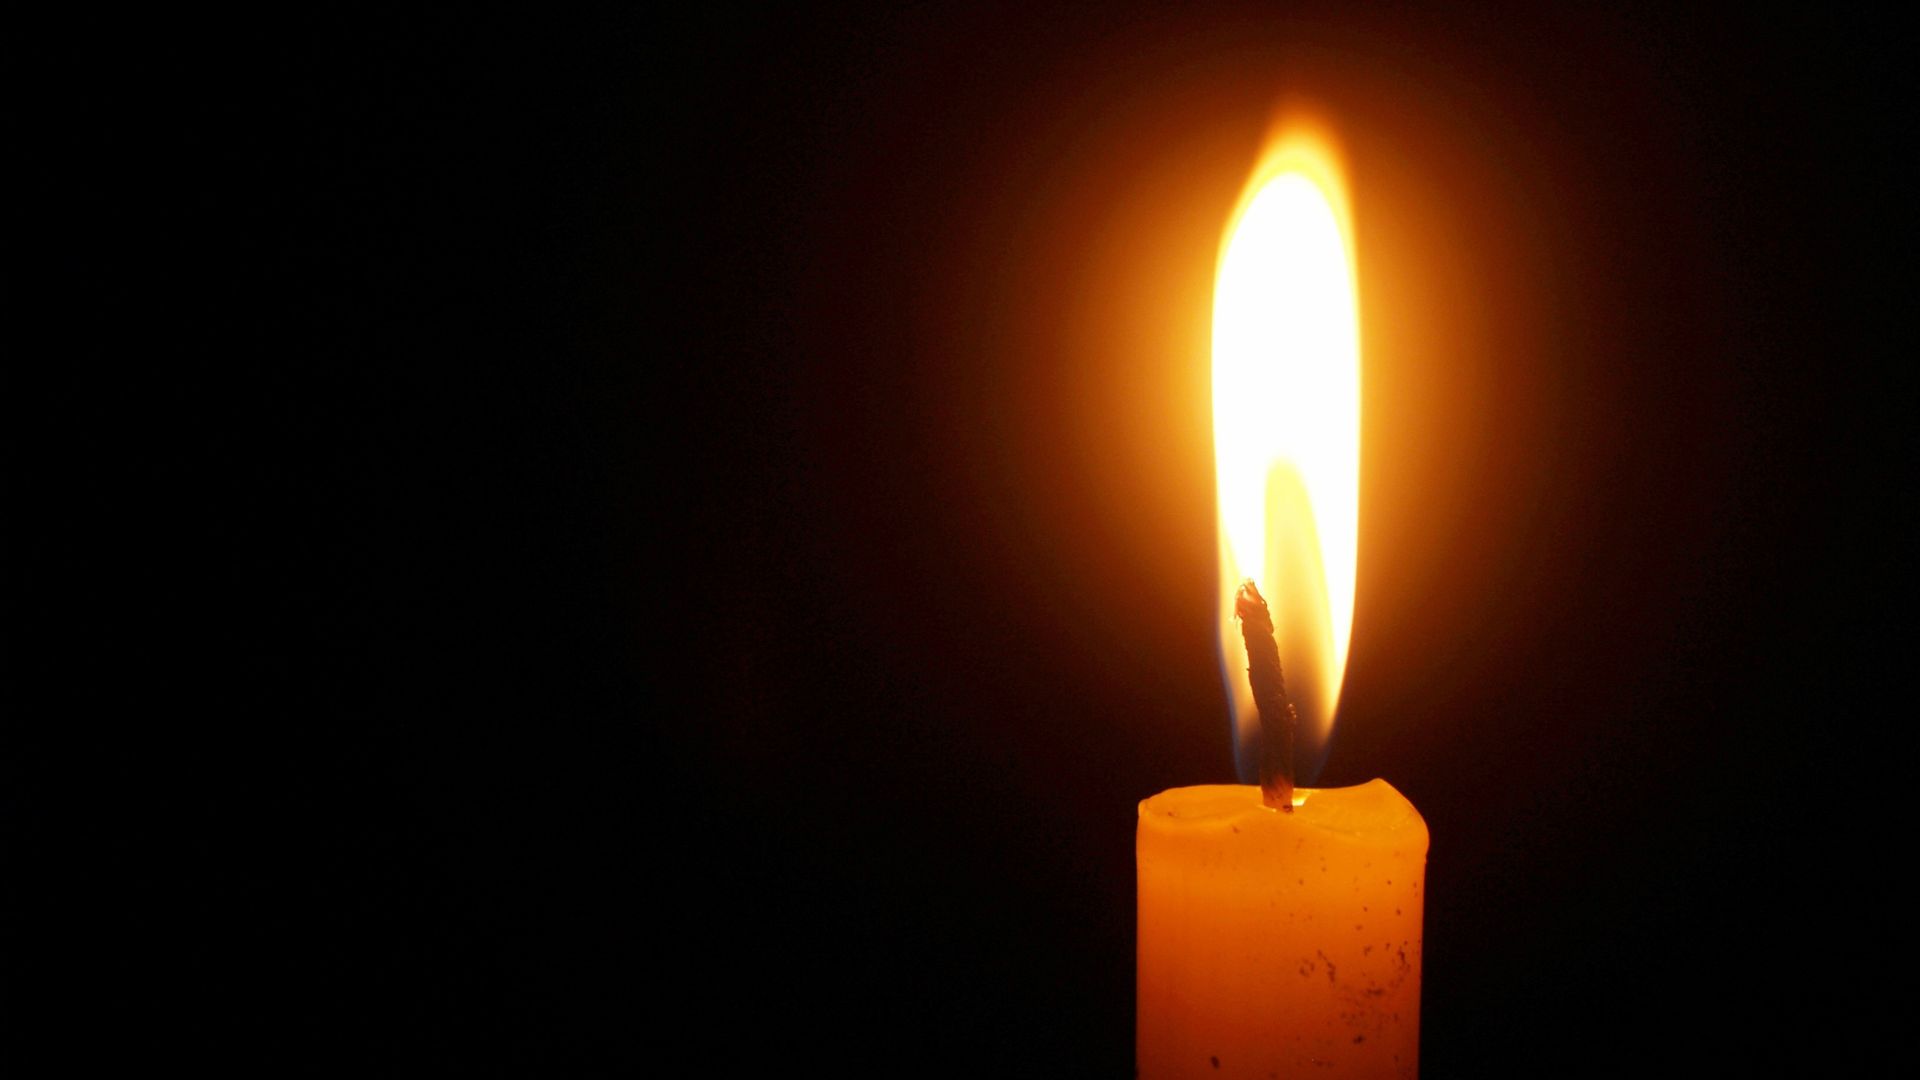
xmin=1137 ymin=781 xmax=1427 ymax=1078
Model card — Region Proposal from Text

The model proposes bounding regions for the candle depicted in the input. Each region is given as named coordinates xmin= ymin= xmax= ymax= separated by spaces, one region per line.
xmin=1138 ymin=784 xmax=1427 ymax=1076
xmin=1137 ymin=125 xmax=1428 ymax=1077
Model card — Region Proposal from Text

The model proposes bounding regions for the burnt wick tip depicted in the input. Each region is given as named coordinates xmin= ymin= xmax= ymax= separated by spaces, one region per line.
xmin=1234 ymin=579 xmax=1271 ymax=622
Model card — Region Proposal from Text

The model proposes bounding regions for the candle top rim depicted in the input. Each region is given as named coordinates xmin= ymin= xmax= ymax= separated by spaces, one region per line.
xmin=1139 ymin=780 xmax=1426 ymax=847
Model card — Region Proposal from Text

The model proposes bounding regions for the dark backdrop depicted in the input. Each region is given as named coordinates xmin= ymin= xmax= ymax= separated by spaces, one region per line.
xmin=34 ymin=4 xmax=1905 ymax=1074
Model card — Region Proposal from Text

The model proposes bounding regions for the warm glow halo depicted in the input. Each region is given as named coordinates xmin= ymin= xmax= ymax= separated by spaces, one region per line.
xmin=1213 ymin=128 xmax=1360 ymax=782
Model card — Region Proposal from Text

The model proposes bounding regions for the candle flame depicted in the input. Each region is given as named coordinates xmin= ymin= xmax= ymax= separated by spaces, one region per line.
xmin=1213 ymin=129 xmax=1359 ymax=783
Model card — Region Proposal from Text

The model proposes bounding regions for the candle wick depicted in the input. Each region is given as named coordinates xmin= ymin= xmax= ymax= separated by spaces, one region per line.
xmin=1235 ymin=579 xmax=1298 ymax=811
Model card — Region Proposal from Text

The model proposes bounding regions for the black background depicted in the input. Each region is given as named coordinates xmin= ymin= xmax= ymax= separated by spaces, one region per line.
xmin=33 ymin=4 xmax=1906 ymax=1074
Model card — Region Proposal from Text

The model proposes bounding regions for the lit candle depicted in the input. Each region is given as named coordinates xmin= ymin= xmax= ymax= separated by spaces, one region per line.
xmin=1137 ymin=127 xmax=1428 ymax=1078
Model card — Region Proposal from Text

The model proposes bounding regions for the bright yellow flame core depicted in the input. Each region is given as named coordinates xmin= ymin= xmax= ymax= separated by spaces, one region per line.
xmin=1213 ymin=137 xmax=1359 ymax=778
